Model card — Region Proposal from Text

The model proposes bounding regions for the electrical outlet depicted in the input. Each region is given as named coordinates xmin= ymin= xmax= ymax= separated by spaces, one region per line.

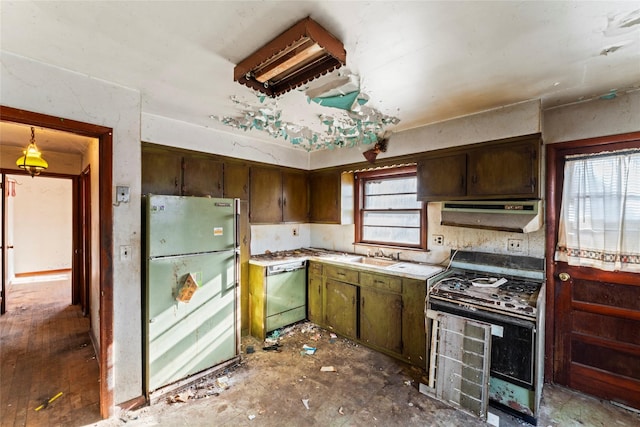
xmin=432 ymin=235 xmax=444 ymax=245
xmin=292 ymin=226 xmax=299 ymax=236
xmin=508 ymin=238 xmax=523 ymax=252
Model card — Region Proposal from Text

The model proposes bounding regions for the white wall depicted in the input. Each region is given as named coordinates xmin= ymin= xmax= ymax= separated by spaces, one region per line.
xmin=1 ymin=51 xmax=142 ymax=405
xmin=141 ymin=113 xmax=309 ymax=169
xmin=543 ymin=89 xmax=640 ymax=144
xmin=9 ymin=176 xmax=72 ymax=274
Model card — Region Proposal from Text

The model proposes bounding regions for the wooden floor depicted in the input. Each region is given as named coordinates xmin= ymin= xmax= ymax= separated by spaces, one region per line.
xmin=0 ymin=274 xmax=101 ymax=427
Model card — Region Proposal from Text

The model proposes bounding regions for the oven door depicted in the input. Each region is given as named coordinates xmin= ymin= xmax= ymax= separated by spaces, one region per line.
xmin=429 ymin=299 xmax=536 ymax=390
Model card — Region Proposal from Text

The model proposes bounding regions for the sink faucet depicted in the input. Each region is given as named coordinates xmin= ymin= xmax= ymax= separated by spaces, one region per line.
xmin=377 ymin=248 xmax=385 ymax=258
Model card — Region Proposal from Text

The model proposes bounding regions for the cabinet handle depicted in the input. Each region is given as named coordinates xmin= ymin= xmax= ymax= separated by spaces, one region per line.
xmin=362 ymin=296 xmax=365 ymax=308
xmin=283 ymin=197 xmax=287 ymax=207
xmin=374 ymin=280 xmax=385 ymax=284
xmin=352 ymin=296 xmax=355 ymax=306
xmin=471 ymin=175 xmax=477 ymax=184
xmin=337 ymin=272 xmax=345 ymax=276
xmin=278 ymin=197 xmax=282 ymax=207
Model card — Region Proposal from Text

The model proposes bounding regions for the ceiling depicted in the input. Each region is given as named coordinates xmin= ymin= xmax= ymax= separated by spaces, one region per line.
xmin=1 ymin=1 xmax=639 ymax=152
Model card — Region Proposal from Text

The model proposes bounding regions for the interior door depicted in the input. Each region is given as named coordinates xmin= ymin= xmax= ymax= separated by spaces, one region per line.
xmin=546 ymin=133 xmax=640 ymax=410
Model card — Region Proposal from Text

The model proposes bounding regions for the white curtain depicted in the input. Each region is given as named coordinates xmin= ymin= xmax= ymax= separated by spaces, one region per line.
xmin=555 ymin=150 xmax=640 ymax=273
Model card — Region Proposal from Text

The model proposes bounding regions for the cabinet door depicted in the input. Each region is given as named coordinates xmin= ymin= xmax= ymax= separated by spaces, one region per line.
xmin=402 ymin=279 xmax=427 ymax=368
xmin=417 ymin=154 xmax=466 ymax=201
xmin=142 ymin=148 xmax=181 ymax=196
xmin=282 ymin=171 xmax=308 ymax=222
xmin=325 ymin=279 xmax=357 ymax=339
xmin=224 ymin=163 xmax=250 ymax=200
xmin=309 ymin=170 xmax=341 ymax=223
xmin=308 ymin=273 xmax=323 ymax=324
xmin=250 ymin=166 xmax=282 ymax=224
xmin=182 ymin=155 xmax=223 ymax=197
xmin=467 ymin=139 xmax=539 ymax=198
xmin=360 ymin=287 xmax=403 ymax=354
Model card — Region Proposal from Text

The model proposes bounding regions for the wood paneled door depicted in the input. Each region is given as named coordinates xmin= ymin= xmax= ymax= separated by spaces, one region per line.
xmin=546 ymin=132 xmax=640 ymax=411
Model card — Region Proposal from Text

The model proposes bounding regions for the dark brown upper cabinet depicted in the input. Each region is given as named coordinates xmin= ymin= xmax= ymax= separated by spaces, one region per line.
xmin=142 ymin=146 xmax=182 ymax=196
xmin=142 ymin=145 xmax=222 ymax=197
xmin=417 ymin=134 xmax=541 ymax=201
xmin=250 ymin=166 xmax=308 ymax=224
xmin=223 ymin=162 xmax=250 ymax=200
xmin=182 ymin=154 xmax=223 ymax=197
xmin=417 ymin=153 xmax=467 ymax=200
xmin=282 ymin=171 xmax=308 ymax=223
xmin=309 ymin=169 xmax=341 ymax=223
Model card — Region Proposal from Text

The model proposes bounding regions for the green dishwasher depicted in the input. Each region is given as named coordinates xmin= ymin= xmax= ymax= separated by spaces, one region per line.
xmin=250 ymin=260 xmax=307 ymax=339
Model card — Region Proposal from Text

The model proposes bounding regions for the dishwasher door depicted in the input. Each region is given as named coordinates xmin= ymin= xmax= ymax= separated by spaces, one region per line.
xmin=265 ymin=268 xmax=307 ymax=332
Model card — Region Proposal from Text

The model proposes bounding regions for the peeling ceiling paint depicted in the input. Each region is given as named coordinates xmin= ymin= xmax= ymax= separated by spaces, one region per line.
xmin=216 ymin=73 xmax=399 ymax=151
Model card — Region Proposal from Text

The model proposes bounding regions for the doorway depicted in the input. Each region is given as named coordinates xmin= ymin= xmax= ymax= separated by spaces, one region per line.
xmin=545 ymin=132 xmax=640 ymax=410
xmin=0 ymin=106 xmax=114 ymax=418
xmin=3 ymin=174 xmax=73 ymax=305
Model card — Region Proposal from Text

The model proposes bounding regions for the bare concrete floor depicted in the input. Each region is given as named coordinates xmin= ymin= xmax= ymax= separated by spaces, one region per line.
xmin=94 ymin=323 xmax=640 ymax=427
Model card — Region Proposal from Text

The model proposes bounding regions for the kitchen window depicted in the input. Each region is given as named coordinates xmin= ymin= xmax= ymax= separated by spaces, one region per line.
xmin=355 ymin=166 xmax=426 ymax=249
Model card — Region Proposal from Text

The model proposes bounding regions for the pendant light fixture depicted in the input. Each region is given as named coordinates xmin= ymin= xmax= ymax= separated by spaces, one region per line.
xmin=16 ymin=126 xmax=48 ymax=177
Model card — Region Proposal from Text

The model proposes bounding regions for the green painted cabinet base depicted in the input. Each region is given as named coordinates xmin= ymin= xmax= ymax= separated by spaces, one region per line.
xmin=308 ymin=260 xmax=428 ymax=369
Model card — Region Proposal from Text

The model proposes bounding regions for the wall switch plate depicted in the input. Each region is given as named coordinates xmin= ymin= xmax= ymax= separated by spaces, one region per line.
xmin=116 ymin=186 xmax=130 ymax=203
xmin=432 ymin=235 xmax=444 ymax=245
xmin=507 ymin=238 xmax=523 ymax=252
xmin=120 ymin=245 xmax=131 ymax=261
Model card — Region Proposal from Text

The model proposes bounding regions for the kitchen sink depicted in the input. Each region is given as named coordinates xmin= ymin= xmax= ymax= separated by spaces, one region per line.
xmin=351 ymin=257 xmax=399 ymax=267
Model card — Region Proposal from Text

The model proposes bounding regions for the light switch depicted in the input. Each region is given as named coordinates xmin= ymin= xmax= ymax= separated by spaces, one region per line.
xmin=116 ymin=186 xmax=130 ymax=203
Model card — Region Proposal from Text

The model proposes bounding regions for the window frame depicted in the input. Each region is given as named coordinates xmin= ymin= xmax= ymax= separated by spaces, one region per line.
xmin=354 ymin=165 xmax=427 ymax=250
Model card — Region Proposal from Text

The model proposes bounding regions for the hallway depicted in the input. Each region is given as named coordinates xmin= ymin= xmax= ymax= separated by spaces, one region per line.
xmin=0 ymin=274 xmax=101 ymax=426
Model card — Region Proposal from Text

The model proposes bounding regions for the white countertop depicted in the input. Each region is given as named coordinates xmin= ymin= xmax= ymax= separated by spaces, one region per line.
xmin=250 ymin=250 xmax=444 ymax=281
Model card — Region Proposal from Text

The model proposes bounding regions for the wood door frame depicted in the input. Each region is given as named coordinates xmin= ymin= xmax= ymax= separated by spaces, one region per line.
xmin=544 ymin=131 xmax=640 ymax=382
xmin=78 ymin=166 xmax=92 ymax=316
xmin=0 ymin=106 xmax=114 ymax=418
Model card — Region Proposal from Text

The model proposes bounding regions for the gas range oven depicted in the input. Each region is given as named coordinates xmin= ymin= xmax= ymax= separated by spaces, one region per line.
xmin=425 ymin=251 xmax=545 ymax=425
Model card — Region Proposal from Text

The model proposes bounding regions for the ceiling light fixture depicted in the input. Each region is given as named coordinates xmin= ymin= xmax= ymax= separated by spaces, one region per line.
xmin=363 ymin=136 xmax=389 ymax=164
xmin=16 ymin=126 xmax=48 ymax=177
xmin=234 ymin=17 xmax=346 ymax=97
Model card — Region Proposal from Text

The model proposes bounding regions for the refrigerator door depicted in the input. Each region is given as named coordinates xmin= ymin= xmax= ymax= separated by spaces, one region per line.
xmin=146 ymin=250 xmax=236 ymax=392
xmin=147 ymin=195 xmax=235 ymax=258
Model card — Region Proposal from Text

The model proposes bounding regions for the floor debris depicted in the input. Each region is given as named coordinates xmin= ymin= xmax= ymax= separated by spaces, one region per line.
xmin=34 ymin=391 xmax=63 ymax=411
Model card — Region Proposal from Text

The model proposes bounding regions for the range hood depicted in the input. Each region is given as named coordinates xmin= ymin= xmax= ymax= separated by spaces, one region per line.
xmin=440 ymin=200 xmax=543 ymax=233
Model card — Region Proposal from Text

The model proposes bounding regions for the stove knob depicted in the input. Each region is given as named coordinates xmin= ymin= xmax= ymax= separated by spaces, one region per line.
xmin=558 ymin=272 xmax=571 ymax=282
